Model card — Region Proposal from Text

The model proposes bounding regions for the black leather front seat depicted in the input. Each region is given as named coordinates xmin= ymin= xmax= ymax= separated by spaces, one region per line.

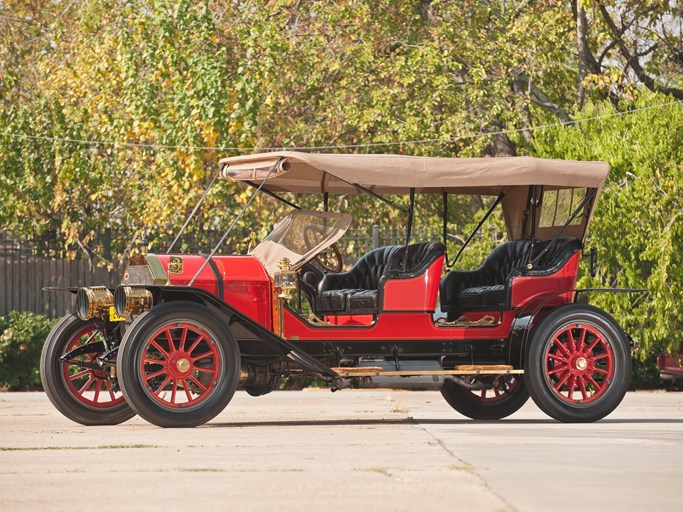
xmin=314 ymin=242 xmax=445 ymax=315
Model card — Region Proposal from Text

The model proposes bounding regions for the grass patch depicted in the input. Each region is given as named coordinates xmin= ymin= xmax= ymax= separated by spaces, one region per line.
xmin=448 ymin=463 xmax=476 ymax=473
xmin=356 ymin=466 xmax=391 ymax=476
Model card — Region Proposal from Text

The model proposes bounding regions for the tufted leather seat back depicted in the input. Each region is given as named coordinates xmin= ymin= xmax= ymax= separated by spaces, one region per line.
xmin=390 ymin=242 xmax=447 ymax=274
xmin=439 ymin=237 xmax=582 ymax=316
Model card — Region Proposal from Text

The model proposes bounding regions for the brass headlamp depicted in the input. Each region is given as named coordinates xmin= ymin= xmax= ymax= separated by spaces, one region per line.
xmin=274 ymin=258 xmax=297 ymax=300
xmin=76 ymin=287 xmax=114 ymax=321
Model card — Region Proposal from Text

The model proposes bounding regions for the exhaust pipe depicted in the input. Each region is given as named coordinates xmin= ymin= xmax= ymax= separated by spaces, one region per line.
xmin=114 ymin=286 xmax=153 ymax=318
xmin=76 ymin=287 xmax=114 ymax=321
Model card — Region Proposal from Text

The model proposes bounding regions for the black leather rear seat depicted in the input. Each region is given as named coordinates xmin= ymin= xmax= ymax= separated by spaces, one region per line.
xmin=440 ymin=237 xmax=582 ymax=319
xmin=315 ymin=242 xmax=445 ymax=315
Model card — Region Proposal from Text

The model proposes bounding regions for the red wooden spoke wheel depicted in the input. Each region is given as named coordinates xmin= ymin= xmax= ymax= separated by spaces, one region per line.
xmin=526 ymin=304 xmax=631 ymax=423
xmin=40 ymin=314 xmax=135 ymax=426
xmin=544 ymin=323 xmax=614 ymax=404
xmin=441 ymin=375 xmax=529 ymax=420
xmin=62 ymin=325 xmax=127 ymax=409
xmin=472 ymin=376 xmax=523 ymax=403
xmin=141 ymin=322 xmax=221 ymax=409
xmin=118 ymin=302 xmax=240 ymax=428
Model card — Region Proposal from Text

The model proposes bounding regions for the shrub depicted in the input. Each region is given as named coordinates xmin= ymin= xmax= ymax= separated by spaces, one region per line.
xmin=0 ymin=312 xmax=57 ymax=390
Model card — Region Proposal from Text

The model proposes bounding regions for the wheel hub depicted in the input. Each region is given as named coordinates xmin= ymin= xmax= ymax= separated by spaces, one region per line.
xmin=574 ymin=356 xmax=588 ymax=371
xmin=176 ymin=358 xmax=191 ymax=373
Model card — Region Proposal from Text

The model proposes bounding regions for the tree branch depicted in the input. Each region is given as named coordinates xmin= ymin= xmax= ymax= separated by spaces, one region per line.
xmin=598 ymin=3 xmax=683 ymax=101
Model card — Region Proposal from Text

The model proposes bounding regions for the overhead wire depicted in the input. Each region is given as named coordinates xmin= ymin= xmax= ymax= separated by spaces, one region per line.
xmin=0 ymin=99 xmax=680 ymax=153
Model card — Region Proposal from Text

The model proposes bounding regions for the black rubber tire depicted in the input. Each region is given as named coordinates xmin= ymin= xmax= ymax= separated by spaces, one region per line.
xmin=525 ymin=304 xmax=631 ymax=423
xmin=117 ymin=302 xmax=240 ymax=428
xmin=40 ymin=314 xmax=136 ymax=426
xmin=441 ymin=376 xmax=529 ymax=420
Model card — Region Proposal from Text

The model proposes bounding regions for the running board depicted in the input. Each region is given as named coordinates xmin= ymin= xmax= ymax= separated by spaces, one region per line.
xmin=330 ymin=365 xmax=523 ymax=378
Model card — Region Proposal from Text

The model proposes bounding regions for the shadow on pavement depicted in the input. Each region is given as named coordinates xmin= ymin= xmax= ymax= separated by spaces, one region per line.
xmin=205 ymin=417 xmax=683 ymax=428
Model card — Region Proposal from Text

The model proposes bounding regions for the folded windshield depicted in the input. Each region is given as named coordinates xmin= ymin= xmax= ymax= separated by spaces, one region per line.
xmin=249 ymin=210 xmax=351 ymax=275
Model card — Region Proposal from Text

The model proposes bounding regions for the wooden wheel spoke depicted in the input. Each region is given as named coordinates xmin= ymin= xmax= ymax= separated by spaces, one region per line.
xmin=79 ymin=376 xmax=96 ymax=394
xmin=154 ymin=376 xmax=171 ymax=396
xmin=68 ymin=369 xmax=90 ymax=381
xmin=189 ymin=374 xmax=207 ymax=392
xmin=179 ymin=327 xmax=188 ymax=351
xmin=150 ymin=340 xmax=170 ymax=358
xmin=165 ymin=329 xmax=176 ymax=352
xmin=183 ymin=380 xmax=193 ymax=402
xmin=553 ymin=337 xmax=570 ymax=356
xmin=187 ymin=335 xmax=204 ymax=355
xmin=145 ymin=368 xmax=168 ymax=381
xmin=191 ymin=351 xmax=214 ymax=362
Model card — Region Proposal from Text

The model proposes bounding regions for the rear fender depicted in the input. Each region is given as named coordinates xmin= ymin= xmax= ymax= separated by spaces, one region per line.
xmin=510 ymin=287 xmax=646 ymax=368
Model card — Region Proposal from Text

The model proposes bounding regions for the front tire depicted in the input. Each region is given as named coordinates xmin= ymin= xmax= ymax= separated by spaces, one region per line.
xmin=441 ymin=375 xmax=529 ymax=420
xmin=525 ymin=304 xmax=631 ymax=423
xmin=117 ymin=302 xmax=240 ymax=428
xmin=40 ymin=314 xmax=135 ymax=425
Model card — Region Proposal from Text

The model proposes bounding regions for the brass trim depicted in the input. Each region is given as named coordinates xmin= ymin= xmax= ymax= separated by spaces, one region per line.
xmin=168 ymin=256 xmax=183 ymax=274
xmin=331 ymin=368 xmax=525 ymax=378
xmin=145 ymin=254 xmax=170 ymax=285
xmin=76 ymin=287 xmax=114 ymax=321
xmin=115 ymin=286 xmax=153 ymax=317
xmin=435 ymin=314 xmax=499 ymax=327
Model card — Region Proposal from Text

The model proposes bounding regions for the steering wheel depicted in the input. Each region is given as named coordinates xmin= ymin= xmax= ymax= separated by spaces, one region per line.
xmin=303 ymin=225 xmax=343 ymax=273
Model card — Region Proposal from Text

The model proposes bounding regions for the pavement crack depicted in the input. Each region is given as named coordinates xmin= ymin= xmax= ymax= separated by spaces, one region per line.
xmin=405 ymin=414 xmax=518 ymax=512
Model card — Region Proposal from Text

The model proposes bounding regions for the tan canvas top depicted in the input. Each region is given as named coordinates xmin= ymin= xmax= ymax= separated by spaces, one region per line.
xmin=219 ymin=151 xmax=609 ymax=195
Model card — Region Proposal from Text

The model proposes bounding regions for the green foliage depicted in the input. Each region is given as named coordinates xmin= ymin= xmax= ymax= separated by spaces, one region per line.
xmin=0 ymin=312 xmax=57 ymax=390
xmin=1 ymin=1 xmax=682 ymax=370
xmin=534 ymin=91 xmax=683 ymax=355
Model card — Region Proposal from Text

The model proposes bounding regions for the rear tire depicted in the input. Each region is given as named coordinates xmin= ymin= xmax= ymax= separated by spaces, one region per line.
xmin=525 ymin=304 xmax=631 ymax=423
xmin=40 ymin=314 xmax=135 ymax=426
xmin=441 ymin=375 xmax=529 ymax=420
xmin=117 ymin=302 xmax=240 ymax=428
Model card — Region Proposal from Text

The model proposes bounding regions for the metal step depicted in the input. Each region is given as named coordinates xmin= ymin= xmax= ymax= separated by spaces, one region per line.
xmin=330 ymin=365 xmax=523 ymax=378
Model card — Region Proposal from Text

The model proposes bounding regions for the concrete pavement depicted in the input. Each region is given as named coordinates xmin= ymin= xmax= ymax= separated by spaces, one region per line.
xmin=1 ymin=390 xmax=681 ymax=511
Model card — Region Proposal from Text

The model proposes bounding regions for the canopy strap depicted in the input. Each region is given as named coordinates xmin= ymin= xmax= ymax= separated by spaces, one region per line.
xmin=166 ymin=172 xmax=219 ymax=254
xmin=447 ymin=192 xmax=505 ymax=269
xmin=351 ymin=183 xmax=408 ymax=213
xmin=323 ymin=192 xmax=329 ymax=212
xmin=402 ymin=188 xmax=416 ymax=269
xmin=189 ymin=158 xmax=281 ymax=286
xmin=243 ymin=181 xmax=301 ymax=210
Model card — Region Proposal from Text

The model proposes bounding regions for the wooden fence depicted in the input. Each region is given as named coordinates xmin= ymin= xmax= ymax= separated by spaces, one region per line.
xmin=1 ymin=225 xmax=440 ymax=319
xmin=0 ymin=233 xmax=120 ymax=318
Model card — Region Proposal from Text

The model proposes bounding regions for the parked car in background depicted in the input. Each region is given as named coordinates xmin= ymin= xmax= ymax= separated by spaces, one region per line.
xmin=658 ymin=343 xmax=683 ymax=385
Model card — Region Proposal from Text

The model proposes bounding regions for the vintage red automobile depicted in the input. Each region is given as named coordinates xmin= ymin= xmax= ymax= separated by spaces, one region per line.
xmin=41 ymin=152 xmax=638 ymax=427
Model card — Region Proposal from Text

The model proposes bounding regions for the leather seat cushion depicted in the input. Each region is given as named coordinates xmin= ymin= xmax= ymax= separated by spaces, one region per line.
xmin=457 ymin=285 xmax=505 ymax=309
xmin=317 ymin=289 xmax=377 ymax=314
xmin=346 ymin=289 xmax=378 ymax=312
xmin=317 ymin=290 xmax=347 ymax=312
